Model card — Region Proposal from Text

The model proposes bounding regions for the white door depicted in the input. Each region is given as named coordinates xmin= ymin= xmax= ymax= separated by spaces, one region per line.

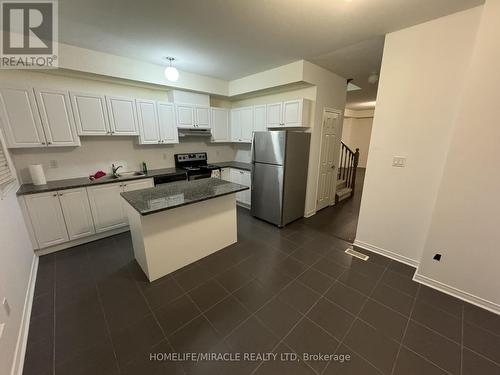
xmin=239 ymin=170 xmax=252 ymax=206
xmin=240 ymin=107 xmax=254 ymax=143
xmin=34 ymin=88 xmax=80 ymax=147
xmin=137 ymin=99 xmax=160 ymax=144
xmin=157 ymin=102 xmax=178 ymax=144
xmin=230 ymin=109 xmax=241 ymax=142
xmin=317 ymin=110 xmax=340 ymax=211
xmin=266 ymin=102 xmax=283 ymax=128
xmin=58 ymin=188 xmax=95 ymax=240
xmin=70 ymin=92 xmax=110 ymax=136
xmin=283 ymin=99 xmax=303 ymax=127
xmin=87 ymin=182 xmax=128 ymax=233
xmin=106 ymin=96 xmax=139 ymax=135
xmin=253 ymin=105 xmax=267 ymax=132
xmin=194 ymin=106 xmax=210 ymax=128
xmin=0 ymin=87 xmax=46 ymax=148
xmin=211 ymin=107 xmax=229 ymax=142
xmin=24 ymin=192 xmax=69 ymax=248
xmin=122 ymin=178 xmax=154 ymax=192
xmin=176 ymin=104 xmax=195 ymax=128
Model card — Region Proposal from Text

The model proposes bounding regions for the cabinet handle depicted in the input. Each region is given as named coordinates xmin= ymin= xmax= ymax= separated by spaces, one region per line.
xmin=59 ymin=192 xmax=63 ymax=196
xmin=53 ymin=193 xmax=57 ymax=197
xmin=47 ymin=141 xmax=52 ymax=145
xmin=41 ymin=141 xmax=46 ymax=145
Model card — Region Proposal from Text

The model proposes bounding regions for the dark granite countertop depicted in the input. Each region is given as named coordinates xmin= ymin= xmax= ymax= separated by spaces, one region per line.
xmin=212 ymin=161 xmax=252 ymax=171
xmin=16 ymin=167 xmax=187 ymax=196
xmin=121 ymin=178 xmax=248 ymax=215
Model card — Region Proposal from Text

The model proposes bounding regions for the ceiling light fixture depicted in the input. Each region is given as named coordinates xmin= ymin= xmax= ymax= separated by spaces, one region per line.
xmin=368 ymin=72 xmax=379 ymax=84
xmin=164 ymin=57 xmax=179 ymax=82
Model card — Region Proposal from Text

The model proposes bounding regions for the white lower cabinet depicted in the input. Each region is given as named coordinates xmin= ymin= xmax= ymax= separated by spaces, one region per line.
xmin=229 ymin=168 xmax=251 ymax=206
xmin=221 ymin=167 xmax=231 ymax=182
xmin=58 ymin=188 xmax=95 ymax=240
xmin=24 ymin=191 xmax=69 ymax=248
xmin=87 ymin=182 xmax=128 ymax=233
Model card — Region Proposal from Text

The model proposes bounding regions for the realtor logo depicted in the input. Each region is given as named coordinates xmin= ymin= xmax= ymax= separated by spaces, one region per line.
xmin=0 ymin=0 xmax=58 ymax=68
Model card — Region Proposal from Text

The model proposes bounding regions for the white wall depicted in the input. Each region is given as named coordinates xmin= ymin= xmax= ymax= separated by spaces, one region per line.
xmin=416 ymin=0 xmax=500 ymax=311
xmin=0 ymin=133 xmax=36 ymax=375
xmin=342 ymin=116 xmax=373 ymax=168
xmin=0 ymin=71 xmax=235 ymax=182
xmin=355 ymin=7 xmax=482 ymax=265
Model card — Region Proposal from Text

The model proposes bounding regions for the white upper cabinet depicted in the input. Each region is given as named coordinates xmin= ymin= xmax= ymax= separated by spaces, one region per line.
xmin=266 ymin=99 xmax=311 ymax=128
xmin=230 ymin=106 xmax=253 ymax=143
xmin=58 ymin=187 xmax=95 ymax=240
xmin=194 ymin=106 xmax=210 ymax=128
xmin=70 ymin=92 xmax=110 ymax=136
xmin=137 ymin=99 xmax=160 ymax=144
xmin=253 ymin=105 xmax=267 ymax=132
xmin=24 ymin=191 xmax=69 ymax=248
xmin=34 ymin=88 xmax=80 ymax=147
xmin=266 ymin=102 xmax=283 ymax=128
xmin=175 ymin=104 xmax=210 ymax=129
xmin=106 ymin=96 xmax=139 ymax=135
xmin=0 ymin=86 xmax=46 ymax=148
xmin=211 ymin=107 xmax=230 ymax=142
xmin=240 ymin=107 xmax=254 ymax=142
xmin=157 ymin=102 xmax=178 ymax=144
xmin=137 ymin=100 xmax=178 ymax=145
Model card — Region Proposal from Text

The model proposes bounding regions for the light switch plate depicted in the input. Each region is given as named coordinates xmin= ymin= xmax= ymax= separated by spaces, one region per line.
xmin=392 ymin=156 xmax=406 ymax=167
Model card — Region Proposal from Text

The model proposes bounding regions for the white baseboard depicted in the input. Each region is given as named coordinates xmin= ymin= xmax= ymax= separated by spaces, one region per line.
xmin=353 ymin=240 xmax=420 ymax=268
xmin=10 ymin=255 xmax=38 ymax=375
xmin=304 ymin=210 xmax=316 ymax=218
xmin=413 ymin=272 xmax=500 ymax=316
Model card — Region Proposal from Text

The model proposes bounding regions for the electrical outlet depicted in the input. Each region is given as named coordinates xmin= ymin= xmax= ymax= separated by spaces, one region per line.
xmin=2 ymin=298 xmax=10 ymax=316
xmin=392 ymin=156 xmax=406 ymax=167
xmin=49 ymin=160 xmax=58 ymax=168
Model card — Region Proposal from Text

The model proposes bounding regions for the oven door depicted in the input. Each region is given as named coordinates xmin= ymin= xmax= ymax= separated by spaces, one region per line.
xmin=188 ymin=172 xmax=212 ymax=181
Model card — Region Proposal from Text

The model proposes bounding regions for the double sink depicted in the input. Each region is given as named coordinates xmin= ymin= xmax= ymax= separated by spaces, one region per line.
xmin=90 ymin=171 xmax=146 ymax=182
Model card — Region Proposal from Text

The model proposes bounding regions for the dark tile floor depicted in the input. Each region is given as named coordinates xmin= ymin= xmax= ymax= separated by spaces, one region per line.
xmin=24 ymin=206 xmax=500 ymax=375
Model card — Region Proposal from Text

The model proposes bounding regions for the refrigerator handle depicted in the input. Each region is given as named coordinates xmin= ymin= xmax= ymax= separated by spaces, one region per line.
xmin=250 ymin=132 xmax=255 ymax=191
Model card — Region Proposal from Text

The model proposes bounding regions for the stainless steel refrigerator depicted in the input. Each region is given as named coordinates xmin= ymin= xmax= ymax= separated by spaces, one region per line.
xmin=250 ymin=131 xmax=311 ymax=227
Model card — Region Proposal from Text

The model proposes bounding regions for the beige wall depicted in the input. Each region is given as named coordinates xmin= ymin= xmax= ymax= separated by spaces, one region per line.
xmin=417 ymin=0 xmax=500 ymax=311
xmin=0 ymin=71 xmax=235 ymax=182
xmin=342 ymin=116 xmax=373 ymax=168
xmin=0 ymin=132 xmax=35 ymax=375
xmin=355 ymin=6 xmax=482 ymax=265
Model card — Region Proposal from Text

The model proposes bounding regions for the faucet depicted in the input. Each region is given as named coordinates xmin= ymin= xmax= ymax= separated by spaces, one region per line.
xmin=112 ymin=163 xmax=123 ymax=177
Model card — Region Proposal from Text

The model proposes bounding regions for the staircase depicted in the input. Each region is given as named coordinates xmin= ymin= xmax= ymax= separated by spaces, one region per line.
xmin=336 ymin=142 xmax=360 ymax=203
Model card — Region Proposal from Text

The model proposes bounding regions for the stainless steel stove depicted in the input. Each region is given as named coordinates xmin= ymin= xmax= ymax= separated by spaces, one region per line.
xmin=174 ymin=152 xmax=221 ymax=180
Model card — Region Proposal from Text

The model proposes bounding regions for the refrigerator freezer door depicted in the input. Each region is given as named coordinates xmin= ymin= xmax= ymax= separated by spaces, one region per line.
xmin=250 ymin=162 xmax=284 ymax=226
xmin=252 ymin=131 xmax=286 ymax=165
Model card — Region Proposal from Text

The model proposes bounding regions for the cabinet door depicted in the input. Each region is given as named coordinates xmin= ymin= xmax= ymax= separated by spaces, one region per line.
xmin=176 ymin=104 xmax=195 ymax=128
xmin=220 ymin=168 xmax=231 ymax=182
xmin=34 ymin=88 xmax=80 ymax=147
xmin=24 ymin=192 xmax=69 ymax=248
xmin=106 ymin=96 xmax=139 ymax=135
xmin=0 ymin=86 xmax=46 ymax=148
xmin=122 ymin=178 xmax=154 ymax=192
xmin=157 ymin=102 xmax=178 ymax=144
xmin=194 ymin=106 xmax=210 ymax=128
xmin=240 ymin=170 xmax=252 ymax=206
xmin=266 ymin=102 xmax=283 ymax=128
xmin=87 ymin=182 xmax=127 ymax=233
xmin=240 ymin=107 xmax=254 ymax=143
xmin=230 ymin=109 xmax=241 ymax=142
xmin=211 ymin=107 xmax=229 ymax=142
xmin=137 ymin=99 xmax=160 ymax=144
xmin=229 ymin=168 xmax=244 ymax=202
xmin=283 ymin=99 xmax=303 ymax=127
xmin=70 ymin=92 xmax=110 ymax=135
xmin=58 ymin=188 xmax=95 ymax=240
xmin=253 ymin=105 xmax=267 ymax=132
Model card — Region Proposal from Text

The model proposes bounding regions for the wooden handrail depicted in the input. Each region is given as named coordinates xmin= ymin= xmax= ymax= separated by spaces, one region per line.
xmin=338 ymin=142 xmax=360 ymax=199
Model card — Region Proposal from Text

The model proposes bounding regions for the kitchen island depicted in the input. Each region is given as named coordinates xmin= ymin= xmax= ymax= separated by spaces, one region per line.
xmin=121 ymin=178 xmax=248 ymax=281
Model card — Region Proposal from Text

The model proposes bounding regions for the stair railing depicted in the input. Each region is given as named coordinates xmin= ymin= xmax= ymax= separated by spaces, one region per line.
xmin=338 ymin=142 xmax=360 ymax=196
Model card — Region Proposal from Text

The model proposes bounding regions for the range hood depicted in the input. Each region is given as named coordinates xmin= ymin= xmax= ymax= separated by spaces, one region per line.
xmin=177 ymin=128 xmax=212 ymax=137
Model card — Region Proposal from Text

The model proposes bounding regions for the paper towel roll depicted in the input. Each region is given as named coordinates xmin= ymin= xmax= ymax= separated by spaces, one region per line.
xmin=29 ymin=164 xmax=47 ymax=185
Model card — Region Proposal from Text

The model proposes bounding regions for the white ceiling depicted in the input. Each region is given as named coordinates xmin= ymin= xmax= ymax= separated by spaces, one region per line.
xmin=58 ymin=0 xmax=484 ymax=105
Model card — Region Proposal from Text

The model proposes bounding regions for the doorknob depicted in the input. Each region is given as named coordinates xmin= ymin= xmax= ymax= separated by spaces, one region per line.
xmin=331 ymin=165 xmax=335 ymax=169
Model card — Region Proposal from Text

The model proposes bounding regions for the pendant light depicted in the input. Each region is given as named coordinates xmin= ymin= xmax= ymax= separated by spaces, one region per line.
xmin=164 ymin=57 xmax=179 ymax=82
